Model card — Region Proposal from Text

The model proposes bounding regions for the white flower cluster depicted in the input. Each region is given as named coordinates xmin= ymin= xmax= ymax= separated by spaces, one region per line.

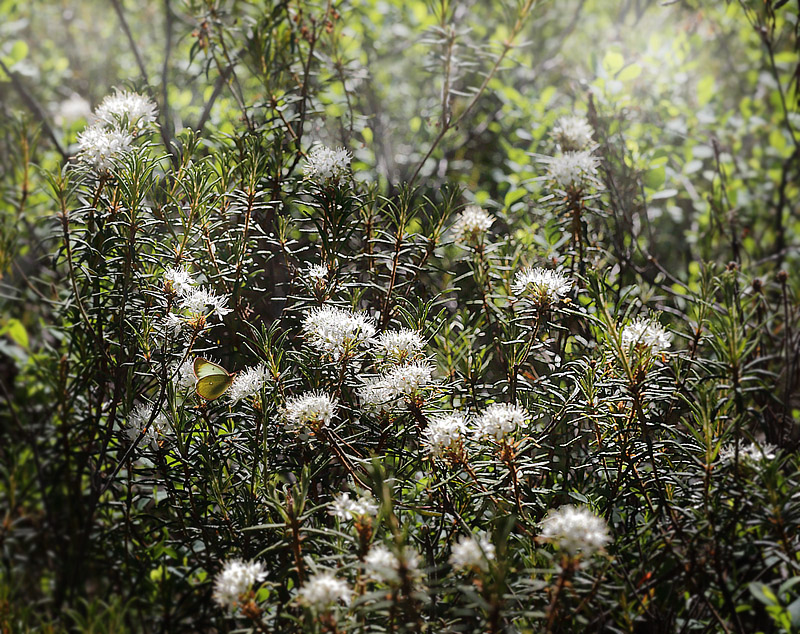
xmin=539 ymin=505 xmax=610 ymax=556
xmin=160 ymin=268 xmax=231 ymax=333
xmin=512 ymin=267 xmax=573 ymax=307
xmin=126 ymin=403 xmax=171 ymax=449
xmin=297 ymin=572 xmax=351 ymax=609
xmin=620 ymin=317 xmax=672 ymax=355
xmin=76 ymin=89 xmax=157 ymax=173
xmin=172 ymin=359 xmax=197 ymax=393
xmin=364 ymin=545 xmax=421 ymax=584
xmin=303 ymin=145 xmax=352 ymax=183
xmin=76 ymin=126 xmax=134 ymax=173
xmin=449 ymin=532 xmax=496 ymax=572
xmin=544 ymin=150 xmax=600 ymax=192
xmin=303 ymin=305 xmax=376 ymax=359
xmin=423 ymin=412 xmax=467 ymax=458
xmin=719 ymin=442 xmax=777 ymax=464
xmin=213 ymin=559 xmax=267 ymax=611
xmin=551 ymin=115 xmax=594 ymax=152
xmin=307 ymin=264 xmax=328 ymax=286
xmin=473 ymin=403 xmax=529 ymax=442
xmin=373 ymin=328 xmax=425 ymax=365
xmin=283 ymin=391 xmax=338 ymax=432
xmin=164 ymin=267 xmax=195 ymax=296
xmin=93 ymin=90 xmax=159 ymax=131
xmin=329 ymin=492 xmax=379 ymax=521
xmin=359 ymin=361 xmax=435 ymax=413
xmin=451 ymin=205 xmax=494 ymax=245
xmin=228 ymin=365 xmax=268 ymax=403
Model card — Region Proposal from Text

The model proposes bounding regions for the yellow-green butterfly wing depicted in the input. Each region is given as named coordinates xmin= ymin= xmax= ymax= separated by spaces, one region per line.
xmin=193 ymin=357 xmax=234 ymax=401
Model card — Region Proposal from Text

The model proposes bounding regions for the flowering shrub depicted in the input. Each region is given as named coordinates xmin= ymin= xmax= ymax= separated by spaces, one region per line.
xmin=1 ymin=1 xmax=798 ymax=633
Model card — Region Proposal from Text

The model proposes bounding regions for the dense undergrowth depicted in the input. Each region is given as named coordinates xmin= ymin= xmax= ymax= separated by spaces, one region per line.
xmin=1 ymin=0 xmax=799 ymax=632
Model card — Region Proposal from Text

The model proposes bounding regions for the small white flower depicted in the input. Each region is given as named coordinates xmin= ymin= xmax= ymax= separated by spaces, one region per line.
xmin=76 ymin=125 xmax=134 ymax=172
xmin=302 ymin=305 xmax=376 ymax=359
xmin=307 ymin=264 xmax=328 ymax=285
xmin=474 ymin=403 xmax=529 ymax=442
xmin=620 ymin=317 xmax=671 ymax=355
xmin=551 ymin=115 xmax=594 ymax=152
xmin=449 ymin=532 xmax=496 ymax=572
xmin=423 ymin=412 xmax=467 ymax=458
xmin=303 ymin=145 xmax=352 ymax=183
xmin=164 ymin=267 xmax=195 ymax=296
xmin=173 ymin=359 xmax=197 ymax=392
xmin=511 ymin=268 xmax=573 ymax=306
xmin=383 ymin=360 xmax=435 ymax=398
xmin=364 ymin=545 xmax=421 ymax=584
xmin=163 ymin=312 xmax=185 ymax=336
xmin=297 ymin=572 xmax=351 ymax=609
xmin=93 ymin=90 xmax=158 ymax=131
xmin=212 ymin=559 xmax=267 ymax=611
xmin=179 ymin=287 xmax=232 ymax=320
xmin=539 ymin=505 xmax=610 ymax=556
xmin=719 ymin=442 xmax=777 ymax=464
xmin=283 ymin=391 xmax=337 ymax=432
xmin=126 ymin=403 xmax=171 ymax=448
xmin=329 ymin=492 xmax=379 ymax=521
xmin=451 ymin=205 xmax=494 ymax=245
xmin=543 ymin=151 xmax=599 ymax=192
xmin=228 ymin=365 xmax=268 ymax=403
xmin=374 ymin=329 xmax=425 ymax=365
xmin=359 ymin=376 xmax=401 ymax=413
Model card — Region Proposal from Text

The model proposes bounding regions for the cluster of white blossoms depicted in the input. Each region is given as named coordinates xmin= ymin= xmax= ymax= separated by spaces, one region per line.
xmin=307 ymin=263 xmax=328 ymax=287
xmin=364 ymin=545 xmax=421 ymax=584
xmin=373 ymin=328 xmax=425 ymax=365
xmin=164 ymin=267 xmax=195 ymax=296
xmin=451 ymin=205 xmax=495 ymax=245
xmin=178 ymin=287 xmax=232 ymax=321
xmin=161 ymin=267 xmax=231 ymax=330
xmin=551 ymin=115 xmax=595 ymax=152
xmin=473 ymin=403 xmax=529 ymax=442
xmin=93 ymin=90 xmax=159 ymax=131
xmin=172 ymin=359 xmax=197 ymax=393
xmin=449 ymin=532 xmax=496 ymax=572
xmin=329 ymin=492 xmax=379 ymax=521
xmin=126 ymin=403 xmax=171 ymax=449
xmin=542 ymin=112 xmax=600 ymax=194
xmin=539 ymin=505 xmax=610 ymax=557
xmin=544 ymin=150 xmax=600 ymax=192
xmin=719 ymin=442 xmax=777 ymax=464
xmin=422 ymin=412 xmax=467 ymax=459
xmin=283 ymin=391 xmax=338 ymax=432
xmin=303 ymin=145 xmax=353 ymax=183
xmin=297 ymin=572 xmax=351 ymax=609
xmin=359 ymin=360 xmax=435 ymax=413
xmin=511 ymin=267 xmax=573 ymax=307
xmin=76 ymin=126 xmax=134 ymax=172
xmin=228 ymin=365 xmax=268 ymax=403
xmin=620 ymin=317 xmax=672 ymax=355
xmin=76 ymin=90 xmax=157 ymax=173
xmin=302 ymin=305 xmax=376 ymax=359
xmin=213 ymin=559 xmax=267 ymax=611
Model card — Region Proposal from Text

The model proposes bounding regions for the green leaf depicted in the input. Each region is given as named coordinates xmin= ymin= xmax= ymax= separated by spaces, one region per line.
xmin=644 ymin=166 xmax=666 ymax=190
xmin=750 ymin=582 xmax=779 ymax=607
xmin=1 ymin=318 xmax=28 ymax=349
xmin=602 ymin=50 xmax=625 ymax=76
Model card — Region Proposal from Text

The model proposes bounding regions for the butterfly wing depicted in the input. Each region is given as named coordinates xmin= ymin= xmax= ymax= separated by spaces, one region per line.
xmin=193 ymin=357 xmax=234 ymax=400
xmin=196 ymin=373 xmax=235 ymax=401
